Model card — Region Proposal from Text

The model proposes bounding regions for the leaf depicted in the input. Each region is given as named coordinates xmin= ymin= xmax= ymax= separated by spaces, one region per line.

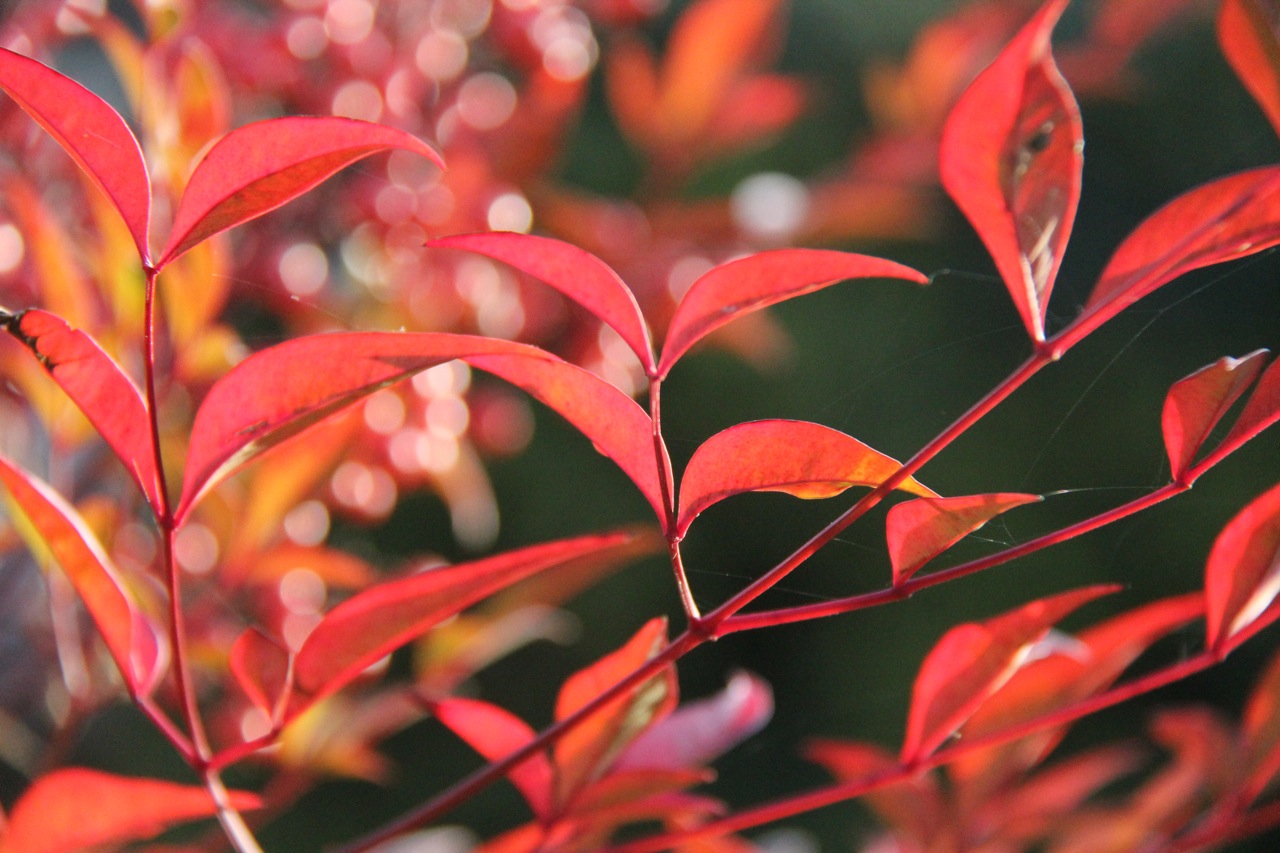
xmin=1214 ymin=355 xmax=1280 ymax=464
xmin=2 ymin=309 xmax=161 ymax=509
xmin=612 ymin=671 xmax=773 ymax=773
xmin=156 ymin=116 xmax=443 ymax=269
xmin=1204 ymin=482 xmax=1280 ymax=652
xmin=432 ymin=697 xmax=555 ymax=821
xmin=0 ymin=47 xmax=151 ymax=262
xmin=229 ymin=627 xmax=291 ymax=722
xmin=293 ymin=531 xmax=641 ymax=702
xmin=938 ymin=0 xmax=1081 ymax=342
xmin=3 ymin=768 xmax=259 ymax=853
xmin=176 ymin=333 xmax=661 ymax=523
xmin=1162 ymin=350 xmax=1269 ymax=481
xmin=657 ymin=249 xmax=926 ymax=377
xmin=901 ymin=584 xmax=1118 ymax=763
xmin=427 ymin=232 xmax=655 ymax=373
xmin=553 ymin=617 xmax=677 ymax=808
xmin=676 ymin=420 xmax=936 ymax=538
xmin=886 ymin=492 xmax=1042 ymax=585
xmin=1075 ymin=166 xmax=1280 ymax=341
xmin=804 ymin=740 xmax=944 ymax=843
xmin=0 ymin=455 xmax=162 ymax=694
xmin=1219 ymin=0 xmax=1280 ymax=139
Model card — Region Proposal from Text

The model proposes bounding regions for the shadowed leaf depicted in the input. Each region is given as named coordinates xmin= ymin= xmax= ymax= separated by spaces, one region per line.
xmin=658 ymin=250 xmax=926 ymax=376
xmin=0 ymin=47 xmax=151 ymax=262
xmin=677 ymin=419 xmax=935 ymax=538
xmin=229 ymin=627 xmax=291 ymax=722
xmin=1213 ymin=355 xmax=1280 ymax=466
xmin=157 ymin=116 xmax=442 ymax=268
xmin=1220 ymin=0 xmax=1280 ymax=138
xmin=1205 ymin=482 xmax=1280 ymax=651
xmin=938 ymin=0 xmax=1081 ymax=342
xmin=887 ymin=492 xmax=1042 ymax=585
xmin=1162 ymin=350 xmax=1269 ymax=481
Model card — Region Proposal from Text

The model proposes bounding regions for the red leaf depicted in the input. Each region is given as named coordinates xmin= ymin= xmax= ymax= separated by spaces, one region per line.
xmin=804 ymin=740 xmax=944 ymax=843
xmin=1162 ymin=350 xmax=1269 ymax=481
xmin=3 ymin=768 xmax=259 ymax=853
xmin=886 ymin=492 xmax=1042 ymax=585
xmin=1204 ymin=482 xmax=1280 ymax=652
xmin=427 ymin=232 xmax=655 ymax=374
xmin=1076 ymin=167 xmax=1280 ymax=341
xmin=0 ymin=455 xmax=162 ymax=694
xmin=1214 ymin=355 xmax=1280 ymax=464
xmin=293 ymin=531 xmax=641 ymax=701
xmin=676 ymin=419 xmax=936 ymax=538
xmin=176 ymin=333 xmax=661 ymax=523
xmin=657 ymin=249 xmax=926 ymax=377
xmin=1219 ymin=0 xmax=1280 ymax=138
xmin=432 ymin=697 xmax=555 ymax=821
xmin=901 ymin=584 xmax=1118 ymax=763
xmin=938 ymin=0 xmax=1081 ymax=343
xmin=156 ymin=116 xmax=442 ymax=268
xmin=553 ymin=617 xmax=677 ymax=808
xmin=2 ymin=309 xmax=161 ymax=509
xmin=612 ymin=671 xmax=772 ymax=773
xmin=229 ymin=627 xmax=291 ymax=722
xmin=0 ymin=47 xmax=151 ymax=262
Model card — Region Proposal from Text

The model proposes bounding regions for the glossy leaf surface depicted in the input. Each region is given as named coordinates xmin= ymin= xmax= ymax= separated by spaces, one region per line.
xmin=432 ymin=697 xmax=555 ymax=821
xmin=0 ymin=455 xmax=161 ymax=694
xmin=3 ymin=768 xmax=259 ymax=853
xmin=2 ymin=309 xmax=160 ymax=509
xmin=1219 ymin=0 xmax=1280 ymax=138
xmin=177 ymin=333 xmax=661 ymax=522
xmin=658 ymin=249 xmax=926 ymax=376
xmin=1076 ymin=167 xmax=1280 ymax=340
xmin=886 ymin=492 xmax=1042 ymax=585
xmin=938 ymin=0 xmax=1081 ymax=342
xmin=901 ymin=584 xmax=1117 ymax=763
xmin=294 ymin=531 xmax=640 ymax=700
xmin=428 ymin=232 xmax=655 ymax=373
xmin=677 ymin=419 xmax=935 ymax=538
xmin=1162 ymin=350 xmax=1269 ymax=480
xmin=158 ymin=116 xmax=442 ymax=268
xmin=0 ymin=47 xmax=151 ymax=262
xmin=1205 ymin=482 xmax=1280 ymax=651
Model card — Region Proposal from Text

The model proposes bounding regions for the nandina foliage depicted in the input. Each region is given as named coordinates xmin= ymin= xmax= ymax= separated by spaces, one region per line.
xmin=0 ymin=0 xmax=1274 ymax=851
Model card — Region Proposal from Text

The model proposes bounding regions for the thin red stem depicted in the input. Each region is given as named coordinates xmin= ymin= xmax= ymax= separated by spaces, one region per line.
xmin=649 ymin=377 xmax=701 ymax=621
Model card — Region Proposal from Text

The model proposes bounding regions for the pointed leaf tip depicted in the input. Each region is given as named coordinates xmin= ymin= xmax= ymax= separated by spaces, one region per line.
xmin=677 ymin=419 xmax=935 ymax=537
xmin=0 ymin=47 xmax=152 ymax=262
xmin=158 ymin=116 xmax=443 ymax=268
xmin=939 ymin=0 xmax=1081 ymax=342
xmin=887 ymin=492 xmax=1042 ymax=585
xmin=1205 ymin=483 xmax=1280 ymax=652
xmin=1162 ymin=350 xmax=1269 ymax=481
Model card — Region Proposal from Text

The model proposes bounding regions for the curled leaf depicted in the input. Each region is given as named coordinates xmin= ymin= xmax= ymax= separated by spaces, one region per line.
xmin=1214 ymin=355 xmax=1280 ymax=465
xmin=1205 ymin=482 xmax=1280 ymax=652
xmin=428 ymin=232 xmax=655 ymax=374
xmin=0 ymin=47 xmax=151 ymax=262
xmin=157 ymin=116 xmax=442 ymax=268
xmin=658 ymin=249 xmax=926 ymax=377
xmin=887 ymin=492 xmax=1042 ymax=585
xmin=938 ymin=0 xmax=1082 ymax=342
xmin=1162 ymin=350 xmax=1269 ymax=481
xmin=677 ymin=419 xmax=935 ymax=538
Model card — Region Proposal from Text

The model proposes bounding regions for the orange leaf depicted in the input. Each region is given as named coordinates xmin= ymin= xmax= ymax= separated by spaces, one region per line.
xmin=229 ymin=628 xmax=291 ymax=722
xmin=886 ymin=492 xmax=1042 ymax=585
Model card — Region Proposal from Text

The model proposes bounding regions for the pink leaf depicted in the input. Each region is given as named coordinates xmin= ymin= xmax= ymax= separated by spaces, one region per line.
xmin=177 ymin=333 xmax=661 ymax=523
xmin=1213 ymin=355 xmax=1280 ymax=465
xmin=1204 ymin=482 xmax=1280 ymax=652
xmin=2 ymin=309 xmax=161 ymax=509
xmin=157 ymin=116 xmax=442 ymax=268
xmin=0 ymin=47 xmax=151 ymax=262
xmin=432 ymin=697 xmax=555 ymax=821
xmin=1219 ymin=0 xmax=1280 ymax=139
xmin=886 ymin=492 xmax=1043 ymax=585
xmin=1162 ymin=350 xmax=1269 ymax=481
xmin=229 ymin=627 xmax=291 ymax=722
xmin=293 ymin=531 xmax=642 ymax=702
xmin=4 ymin=768 xmax=259 ymax=853
xmin=427 ymin=232 xmax=655 ymax=373
xmin=612 ymin=671 xmax=772 ymax=773
xmin=901 ymin=584 xmax=1119 ymax=763
xmin=1075 ymin=167 xmax=1280 ymax=342
xmin=938 ymin=0 xmax=1081 ymax=343
xmin=0 ymin=455 xmax=162 ymax=694
xmin=676 ymin=419 xmax=936 ymax=538
xmin=658 ymin=249 xmax=926 ymax=377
